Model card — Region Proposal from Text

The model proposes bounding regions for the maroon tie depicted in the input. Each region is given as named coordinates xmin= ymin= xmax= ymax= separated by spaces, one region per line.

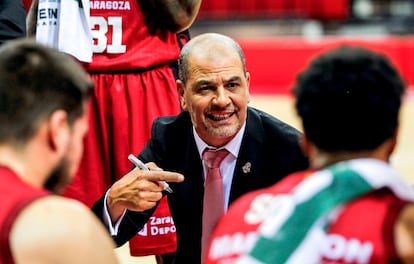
xmin=201 ymin=148 xmax=229 ymax=263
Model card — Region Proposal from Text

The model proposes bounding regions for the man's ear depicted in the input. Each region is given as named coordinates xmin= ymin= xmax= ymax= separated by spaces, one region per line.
xmin=47 ymin=110 xmax=70 ymax=155
xmin=177 ymin=80 xmax=187 ymax=111
xmin=386 ymin=126 xmax=399 ymax=158
xmin=300 ymin=134 xmax=311 ymax=158
xmin=246 ymin=71 xmax=251 ymax=104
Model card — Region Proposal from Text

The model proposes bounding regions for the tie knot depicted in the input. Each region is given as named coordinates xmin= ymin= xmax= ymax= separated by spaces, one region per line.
xmin=203 ymin=149 xmax=229 ymax=169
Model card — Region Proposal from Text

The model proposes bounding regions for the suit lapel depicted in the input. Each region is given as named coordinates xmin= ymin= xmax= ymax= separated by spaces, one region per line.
xmin=177 ymin=126 xmax=205 ymax=212
xmin=230 ymin=108 xmax=265 ymax=203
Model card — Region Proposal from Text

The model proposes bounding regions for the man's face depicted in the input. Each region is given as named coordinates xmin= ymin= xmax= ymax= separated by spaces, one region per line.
xmin=45 ymin=108 xmax=89 ymax=194
xmin=179 ymin=46 xmax=250 ymax=147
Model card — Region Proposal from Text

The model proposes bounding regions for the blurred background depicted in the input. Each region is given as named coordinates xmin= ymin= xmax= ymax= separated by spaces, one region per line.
xmin=190 ymin=0 xmax=414 ymax=95
xmin=117 ymin=1 xmax=414 ymax=263
xmin=194 ymin=0 xmax=414 ymax=37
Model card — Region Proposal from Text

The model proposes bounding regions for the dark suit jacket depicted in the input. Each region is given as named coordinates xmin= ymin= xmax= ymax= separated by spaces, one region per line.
xmin=92 ymin=107 xmax=309 ymax=263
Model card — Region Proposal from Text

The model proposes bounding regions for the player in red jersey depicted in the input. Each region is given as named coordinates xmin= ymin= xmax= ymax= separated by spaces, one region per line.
xmin=84 ymin=2 xmax=201 ymax=261
xmin=69 ymin=0 xmax=200 ymax=210
xmin=27 ymin=0 xmax=201 ymax=261
xmin=0 ymin=38 xmax=118 ymax=264
xmin=206 ymin=46 xmax=414 ymax=264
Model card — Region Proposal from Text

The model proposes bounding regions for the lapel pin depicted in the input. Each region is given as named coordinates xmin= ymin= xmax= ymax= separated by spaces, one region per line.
xmin=242 ymin=162 xmax=251 ymax=174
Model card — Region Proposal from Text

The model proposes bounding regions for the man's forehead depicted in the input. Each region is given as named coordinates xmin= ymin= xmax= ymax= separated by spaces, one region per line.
xmin=189 ymin=48 xmax=242 ymax=69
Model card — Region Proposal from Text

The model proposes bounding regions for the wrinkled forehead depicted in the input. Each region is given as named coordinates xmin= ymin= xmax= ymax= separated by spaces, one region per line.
xmin=189 ymin=43 xmax=242 ymax=68
xmin=187 ymin=55 xmax=244 ymax=85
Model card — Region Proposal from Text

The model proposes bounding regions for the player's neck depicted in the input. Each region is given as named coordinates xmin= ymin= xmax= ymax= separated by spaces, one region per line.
xmin=311 ymin=148 xmax=392 ymax=169
xmin=0 ymin=145 xmax=47 ymax=189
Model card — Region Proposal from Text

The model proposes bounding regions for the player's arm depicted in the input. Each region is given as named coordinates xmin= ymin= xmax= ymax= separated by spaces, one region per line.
xmin=155 ymin=0 xmax=202 ymax=32
xmin=26 ymin=0 xmax=38 ymax=37
xmin=10 ymin=196 xmax=118 ymax=264
xmin=395 ymin=203 xmax=414 ymax=263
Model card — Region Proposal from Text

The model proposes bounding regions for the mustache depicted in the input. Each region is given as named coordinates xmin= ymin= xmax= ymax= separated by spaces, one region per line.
xmin=205 ymin=105 xmax=238 ymax=113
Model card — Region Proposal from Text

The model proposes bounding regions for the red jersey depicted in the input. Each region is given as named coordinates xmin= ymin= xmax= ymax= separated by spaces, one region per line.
xmin=0 ymin=167 xmax=49 ymax=264
xmin=206 ymin=169 xmax=408 ymax=264
xmin=22 ymin=0 xmax=32 ymax=11
xmin=88 ymin=0 xmax=180 ymax=71
xmin=63 ymin=1 xmax=183 ymax=257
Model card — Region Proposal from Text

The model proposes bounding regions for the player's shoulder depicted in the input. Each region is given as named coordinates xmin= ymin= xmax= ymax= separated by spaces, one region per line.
xmin=233 ymin=170 xmax=310 ymax=209
xmin=223 ymin=170 xmax=311 ymax=228
xmin=394 ymin=202 xmax=414 ymax=262
xmin=207 ymin=171 xmax=311 ymax=263
xmin=23 ymin=195 xmax=96 ymax=224
xmin=10 ymin=196 xmax=117 ymax=263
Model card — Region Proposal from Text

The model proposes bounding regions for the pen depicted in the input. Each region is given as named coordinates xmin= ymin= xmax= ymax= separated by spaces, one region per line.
xmin=127 ymin=154 xmax=173 ymax=193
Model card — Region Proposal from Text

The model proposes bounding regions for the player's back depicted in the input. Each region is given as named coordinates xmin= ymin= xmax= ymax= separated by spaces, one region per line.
xmin=88 ymin=0 xmax=180 ymax=72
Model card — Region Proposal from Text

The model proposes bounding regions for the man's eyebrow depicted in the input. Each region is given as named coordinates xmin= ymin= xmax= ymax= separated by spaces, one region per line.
xmin=193 ymin=76 xmax=242 ymax=87
xmin=225 ymin=76 xmax=242 ymax=83
xmin=194 ymin=79 xmax=214 ymax=86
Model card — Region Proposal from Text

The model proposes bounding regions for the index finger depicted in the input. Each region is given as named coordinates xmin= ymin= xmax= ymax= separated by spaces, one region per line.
xmin=142 ymin=170 xmax=184 ymax=183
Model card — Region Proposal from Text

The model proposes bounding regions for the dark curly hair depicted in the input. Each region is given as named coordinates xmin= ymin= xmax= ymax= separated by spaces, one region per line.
xmin=293 ymin=45 xmax=405 ymax=152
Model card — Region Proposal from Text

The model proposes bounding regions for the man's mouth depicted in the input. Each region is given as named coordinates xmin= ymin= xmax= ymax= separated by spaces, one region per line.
xmin=207 ymin=112 xmax=234 ymax=121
